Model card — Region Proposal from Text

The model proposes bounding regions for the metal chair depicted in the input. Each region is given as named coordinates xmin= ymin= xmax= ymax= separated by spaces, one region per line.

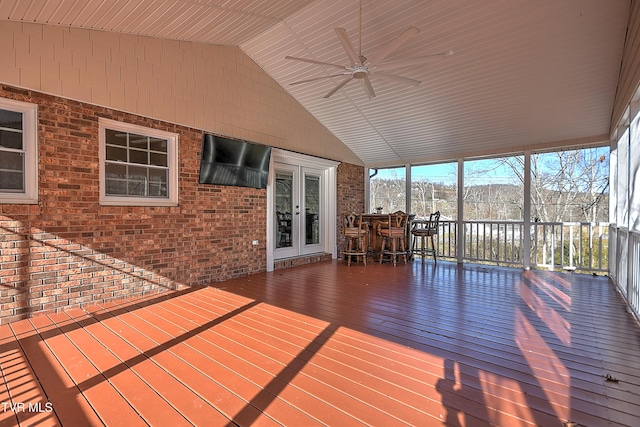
xmin=411 ymin=211 xmax=440 ymax=263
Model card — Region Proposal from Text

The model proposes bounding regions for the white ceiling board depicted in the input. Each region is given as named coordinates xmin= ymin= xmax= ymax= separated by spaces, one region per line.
xmin=242 ymin=0 xmax=629 ymax=165
xmin=1 ymin=0 xmax=631 ymax=166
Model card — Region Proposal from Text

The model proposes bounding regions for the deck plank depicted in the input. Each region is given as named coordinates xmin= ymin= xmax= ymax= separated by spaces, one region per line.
xmin=8 ymin=318 xmax=105 ymax=427
xmin=47 ymin=311 xmax=192 ymax=427
xmin=0 ymin=324 xmax=58 ymax=427
xmin=1 ymin=261 xmax=639 ymax=426
xmin=81 ymin=309 xmax=239 ymax=426
xmin=27 ymin=315 xmax=147 ymax=427
xmin=145 ymin=298 xmax=368 ymax=426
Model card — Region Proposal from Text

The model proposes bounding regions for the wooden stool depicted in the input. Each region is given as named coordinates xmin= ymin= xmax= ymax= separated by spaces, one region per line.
xmin=378 ymin=211 xmax=408 ymax=266
xmin=411 ymin=211 xmax=440 ymax=263
xmin=343 ymin=212 xmax=367 ymax=266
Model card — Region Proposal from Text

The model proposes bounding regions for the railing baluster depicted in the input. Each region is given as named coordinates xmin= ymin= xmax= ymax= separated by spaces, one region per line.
xmin=551 ymin=224 xmax=556 ymax=271
xmin=429 ymin=220 xmax=608 ymax=273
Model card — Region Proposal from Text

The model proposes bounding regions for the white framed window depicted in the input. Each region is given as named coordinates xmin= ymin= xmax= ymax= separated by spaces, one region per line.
xmin=99 ymin=118 xmax=178 ymax=206
xmin=0 ymin=98 xmax=38 ymax=204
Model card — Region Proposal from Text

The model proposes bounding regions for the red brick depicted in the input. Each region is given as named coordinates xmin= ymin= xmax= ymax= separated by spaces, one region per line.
xmin=0 ymin=84 xmax=364 ymax=324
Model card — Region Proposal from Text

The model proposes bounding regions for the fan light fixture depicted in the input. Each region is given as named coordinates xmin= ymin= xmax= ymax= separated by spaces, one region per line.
xmin=285 ymin=0 xmax=452 ymax=99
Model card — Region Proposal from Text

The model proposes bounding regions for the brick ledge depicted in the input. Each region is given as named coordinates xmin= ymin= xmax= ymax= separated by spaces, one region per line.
xmin=273 ymin=253 xmax=332 ymax=270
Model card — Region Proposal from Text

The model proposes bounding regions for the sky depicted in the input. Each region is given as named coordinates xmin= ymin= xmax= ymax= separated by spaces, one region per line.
xmin=370 ymin=147 xmax=610 ymax=188
xmin=370 ymin=158 xmax=521 ymax=187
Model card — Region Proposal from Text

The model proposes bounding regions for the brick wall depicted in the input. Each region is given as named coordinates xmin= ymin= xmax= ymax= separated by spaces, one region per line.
xmin=0 ymin=85 xmax=366 ymax=324
xmin=0 ymin=85 xmax=269 ymax=324
xmin=336 ymin=162 xmax=366 ymax=257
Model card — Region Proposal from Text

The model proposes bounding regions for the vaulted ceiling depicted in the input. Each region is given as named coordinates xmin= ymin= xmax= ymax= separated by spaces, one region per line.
xmin=1 ymin=0 xmax=631 ymax=167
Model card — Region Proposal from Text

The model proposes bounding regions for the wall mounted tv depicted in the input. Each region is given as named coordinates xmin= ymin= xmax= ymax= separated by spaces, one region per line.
xmin=198 ymin=133 xmax=272 ymax=189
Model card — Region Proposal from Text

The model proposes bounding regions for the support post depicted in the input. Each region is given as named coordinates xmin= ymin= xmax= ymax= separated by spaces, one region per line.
xmin=406 ymin=164 xmax=411 ymax=214
xmin=457 ymin=159 xmax=465 ymax=264
xmin=523 ymin=151 xmax=532 ymax=270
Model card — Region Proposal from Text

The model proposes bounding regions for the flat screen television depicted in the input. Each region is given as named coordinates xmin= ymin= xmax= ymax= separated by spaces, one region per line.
xmin=199 ymin=134 xmax=272 ymax=189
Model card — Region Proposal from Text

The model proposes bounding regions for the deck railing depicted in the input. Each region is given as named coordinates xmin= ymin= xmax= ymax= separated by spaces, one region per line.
xmin=611 ymin=226 xmax=640 ymax=320
xmin=413 ymin=219 xmax=609 ymax=273
xmin=629 ymin=231 xmax=640 ymax=319
xmin=531 ymin=221 xmax=609 ymax=272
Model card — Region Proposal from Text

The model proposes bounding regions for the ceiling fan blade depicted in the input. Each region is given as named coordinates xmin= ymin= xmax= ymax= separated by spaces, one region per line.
xmin=289 ymin=74 xmax=349 ymax=85
xmin=370 ymin=72 xmax=421 ymax=86
xmin=284 ymin=56 xmax=348 ymax=70
xmin=334 ymin=28 xmax=362 ymax=66
xmin=375 ymin=51 xmax=454 ymax=69
xmin=323 ymin=76 xmax=354 ymax=98
xmin=360 ymin=75 xmax=376 ymax=99
xmin=367 ymin=26 xmax=420 ymax=67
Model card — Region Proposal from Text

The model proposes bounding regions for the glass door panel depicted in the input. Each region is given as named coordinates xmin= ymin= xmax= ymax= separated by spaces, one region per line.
xmin=303 ymin=172 xmax=321 ymax=250
xmin=274 ymin=165 xmax=298 ymax=258
xmin=273 ymin=164 xmax=324 ymax=258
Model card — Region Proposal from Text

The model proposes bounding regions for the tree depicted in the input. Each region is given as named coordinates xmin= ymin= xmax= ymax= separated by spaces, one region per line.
xmin=499 ymin=148 xmax=609 ymax=222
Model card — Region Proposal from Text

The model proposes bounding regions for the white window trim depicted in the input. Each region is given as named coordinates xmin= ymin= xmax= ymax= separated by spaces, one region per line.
xmin=0 ymin=97 xmax=38 ymax=204
xmin=99 ymin=118 xmax=178 ymax=206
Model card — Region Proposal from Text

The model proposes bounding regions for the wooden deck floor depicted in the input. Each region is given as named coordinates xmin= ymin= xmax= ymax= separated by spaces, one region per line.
xmin=1 ymin=260 xmax=639 ymax=426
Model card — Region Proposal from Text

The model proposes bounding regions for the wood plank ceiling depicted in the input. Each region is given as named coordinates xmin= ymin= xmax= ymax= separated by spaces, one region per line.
xmin=0 ymin=0 xmax=631 ymax=167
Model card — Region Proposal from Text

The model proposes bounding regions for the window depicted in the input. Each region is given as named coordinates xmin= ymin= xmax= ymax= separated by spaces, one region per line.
xmin=463 ymin=156 xmax=524 ymax=221
xmin=0 ymin=98 xmax=38 ymax=204
xmin=411 ymin=162 xmax=458 ymax=219
xmin=369 ymin=166 xmax=406 ymax=214
xmin=99 ymin=118 xmax=178 ymax=206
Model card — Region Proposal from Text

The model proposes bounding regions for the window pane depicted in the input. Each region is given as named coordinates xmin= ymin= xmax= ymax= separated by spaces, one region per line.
xmin=275 ymin=170 xmax=294 ymax=249
xmin=617 ymin=131 xmax=629 ymax=226
xmin=105 ymin=163 xmax=127 ymax=195
xmin=106 ymin=145 xmax=127 ymax=162
xmin=0 ymin=170 xmax=24 ymax=190
xmin=305 ymin=174 xmax=320 ymax=245
xmin=0 ymin=130 xmax=23 ymax=150
xmin=150 ymin=152 xmax=167 ymax=167
xmin=464 ymin=156 xmax=523 ymax=220
xmin=411 ymin=163 xmax=458 ymax=220
xmin=129 ymin=149 xmax=148 ymax=165
xmin=149 ymin=168 xmax=168 ymax=197
xmin=0 ymin=151 xmax=23 ymax=171
xmin=0 ymin=109 xmax=22 ymax=131
xmin=127 ymin=166 xmax=148 ymax=196
xmin=0 ymin=151 xmax=24 ymax=190
xmin=149 ymin=137 xmax=167 ymax=153
xmin=105 ymin=129 xmax=127 ymax=146
xmin=631 ymin=111 xmax=640 ymax=231
xmin=531 ymin=147 xmax=609 ymax=222
xmin=129 ymin=133 xmax=148 ymax=149
xmin=369 ymin=167 xmax=406 ymax=213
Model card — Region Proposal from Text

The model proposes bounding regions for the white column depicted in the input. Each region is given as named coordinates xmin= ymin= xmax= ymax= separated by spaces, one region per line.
xmin=405 ymin=164 xmax=411 ymax=214
xmin=365 ymin=167 xmax=371 ymax=213
xmin=523 ymin=151 xmax=532 ymax=270
xmin=457 ymin=159 xmax=465 ymax=264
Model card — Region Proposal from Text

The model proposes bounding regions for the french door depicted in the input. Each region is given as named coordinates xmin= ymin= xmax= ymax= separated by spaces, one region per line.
xmin=273 ymin=162 xmax=323 ymax=258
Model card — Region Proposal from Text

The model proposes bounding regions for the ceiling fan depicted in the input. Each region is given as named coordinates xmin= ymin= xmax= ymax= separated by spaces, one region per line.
xmin=285 ymin=0 xmax=452 ymax=99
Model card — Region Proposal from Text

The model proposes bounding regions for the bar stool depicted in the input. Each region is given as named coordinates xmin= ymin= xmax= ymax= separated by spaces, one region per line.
xmin=411 ymin=211 xmax=440 ymax=263
xmin=343 ymin=212 xmax=368 ymax=266
xmin=378 ymin=211 xmax=408 ymax=266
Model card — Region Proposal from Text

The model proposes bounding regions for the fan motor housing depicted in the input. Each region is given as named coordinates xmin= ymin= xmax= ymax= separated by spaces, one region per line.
xmin=352 ymin=66 xmax=369 ymax=79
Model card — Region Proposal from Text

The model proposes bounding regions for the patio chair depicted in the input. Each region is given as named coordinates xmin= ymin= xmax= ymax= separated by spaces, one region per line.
xmin=343 ymin=212 xmax=368 ymax=266
xmin=378 ymin=211 xmax=408 ymax=266
xmin=411 ymin=211 xmax=440 ymax=263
